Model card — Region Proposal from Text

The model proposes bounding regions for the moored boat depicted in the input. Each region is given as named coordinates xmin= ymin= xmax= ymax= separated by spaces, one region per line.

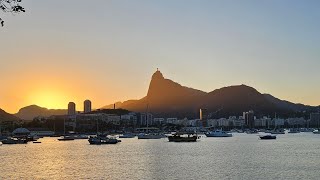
xmin=2 ymin=137 xmax=28 ymax=144
xmin=88 ymin=136 xmax=119 ymax=145
xmin=168 ymin=132 xmax=198 ymax=142
xmin=259 ymin=135 xmax=277 ymax=140
xmin=58 ymin=136 xmax=75 ymax=141
xmin=205 ymin=130 xmax=232 ymax=137
xmin=313 ymin=129 xmax=320 ymax=134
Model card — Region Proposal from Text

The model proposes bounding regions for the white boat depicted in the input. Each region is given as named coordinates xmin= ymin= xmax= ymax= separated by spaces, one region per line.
xmin=88 ymin=136 xmax=120 ymax=145
xmin=58 ymin=136 xmax=75 ymax=141
xmin=137 ymin=133 xmax=163 ymax=139
xmin=313 ymin=130 xmax=320 ymax=134
xmin=205 ymin=130 xmax=232 ymax=137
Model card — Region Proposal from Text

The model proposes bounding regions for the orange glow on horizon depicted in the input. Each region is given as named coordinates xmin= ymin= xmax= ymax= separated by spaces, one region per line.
xmin=28 ymin=90 xmax=69 ymax=110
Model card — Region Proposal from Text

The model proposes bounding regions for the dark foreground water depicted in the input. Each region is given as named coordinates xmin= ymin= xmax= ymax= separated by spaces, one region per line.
xmin=0 ymin=133 xmax=319 ymax=180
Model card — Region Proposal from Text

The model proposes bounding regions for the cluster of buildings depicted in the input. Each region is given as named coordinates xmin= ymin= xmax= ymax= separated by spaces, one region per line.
xmin=68 ymin=100 xmax=92 ymax=115
xmin=143 ymin=110 xmax=319 ymax=129
xmin=41 ymin=101 xmax=320 ymax=132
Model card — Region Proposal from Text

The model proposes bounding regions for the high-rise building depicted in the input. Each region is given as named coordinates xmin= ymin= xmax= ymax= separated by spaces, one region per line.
xmin=84 ymin=100 xmax=92 ymax=113
xmin=200 ymin=108 xmax=208 ymax=127
xmin=140 ymin=113 xmax=153 ymax=126
xmin=68 ymin=102 xmax=76 ymax=115
xmin=244 ymin=110 xmax=254 ymax=128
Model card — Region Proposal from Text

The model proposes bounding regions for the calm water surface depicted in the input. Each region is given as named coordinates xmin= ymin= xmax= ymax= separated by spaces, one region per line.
xmin=0 ymin=133 xmax=319 ymax=180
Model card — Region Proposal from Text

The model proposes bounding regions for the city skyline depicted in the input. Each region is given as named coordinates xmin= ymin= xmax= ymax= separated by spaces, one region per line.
xmin=1 ymin=0 xmax=320 ymax=113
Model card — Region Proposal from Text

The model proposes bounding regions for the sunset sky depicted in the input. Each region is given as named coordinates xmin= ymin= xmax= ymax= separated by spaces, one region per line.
xmin=1 ymin=0 xmax=320 ymax=113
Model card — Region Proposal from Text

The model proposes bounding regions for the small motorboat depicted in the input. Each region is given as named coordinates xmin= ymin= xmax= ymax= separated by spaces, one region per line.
xmin=313 ymin=130 xmax=320 ymax=134
xmin=168 ymin=132 xmax=199 ymax=142
xmin=2 ymin=137 xmax=28 ymax=144
xmin=88 ymin=136 xmax=119 ymax=145
xmin=58 ymin=136 xmax=75 ymax=141
xmin=259 ymin=135 xmax=277 ymax=140
xmin=205 ymin=130 xmax=232 ymax=137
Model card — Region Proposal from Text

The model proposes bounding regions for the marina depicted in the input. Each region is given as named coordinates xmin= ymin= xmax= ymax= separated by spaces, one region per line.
xmin=0 ymin=132 xmax=319 ymax=179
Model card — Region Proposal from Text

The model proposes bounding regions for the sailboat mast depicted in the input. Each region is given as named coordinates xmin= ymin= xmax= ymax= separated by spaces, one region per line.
xmin=64 ymin=118 xmax=66 ymax=135
xmin=96 ymin=119 xmax=99 ymax=135
xmin=146 ymin=104 xmax=149 ymax=128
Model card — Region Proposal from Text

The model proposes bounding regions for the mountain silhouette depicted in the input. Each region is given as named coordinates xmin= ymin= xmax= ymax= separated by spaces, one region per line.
xmin=15 ymin=105 xmax=67 ymax=120
xmin=0 ymin=109 xmax=20 ymax=122
xmin=13 ymin=70 xmax=318 ymax=120
xmin=103 ymin=70 xmax=316 ymax=118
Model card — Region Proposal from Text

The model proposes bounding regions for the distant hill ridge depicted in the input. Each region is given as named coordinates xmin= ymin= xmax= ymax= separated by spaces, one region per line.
xmin=0 ymin=108 xmax=20 ymax=122
xmin=103 ymin=70 xmax=318 ymax=118
xmin=15 ymin=105 xmax=67 ymax=120
xmin=10 ymin=70 xmax=319 ymax=120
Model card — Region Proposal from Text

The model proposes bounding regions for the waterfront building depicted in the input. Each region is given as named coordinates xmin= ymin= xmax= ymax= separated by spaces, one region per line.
xmin=217 ymin=118 xmax=229 ymax=127
xmin=166 ymin=118 xmax=178 ymax=124
xmin=207 ymin=119 xmax=218 ymax=127
xmin=140 ymin=113 xmax=153 ymax=126
xmin=187 ymin=119 xmax=199 ymax=127
xmin=254 ymin=117 xmax=270 ymax=128
xmin=153 ymin=118 xmax=165 ymax=125
xmin=273 ymin=118 xmax=285 ymax=127
xmin=286 ymin=118 xmax=306 ymax=127
xmin=232 ymin=118 xmax=245 ymax=127
xmin=310 ymin=113 xmax=320 ymax=127
xmin=68 ymin=102 xmax=76 ymax=115
xmin=200 ymin=108 xmax=208 ymax=127
xmin=243 ymin=110 xmax=255 ymax=128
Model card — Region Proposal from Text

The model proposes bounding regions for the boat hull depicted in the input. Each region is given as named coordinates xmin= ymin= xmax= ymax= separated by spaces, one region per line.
xmin=260 ymin=135 xmax=276 ymax=140
xmin=138 ymin=134 xmax=162 ymax=139
xmin=88 ymin=137 xmax=119 ymax=145
xmin=168 ymin=136 xmax=197 ymax=142
xmin=58 ymin=138 xmax=75 ymax=141
xmin=205 ymin=134 xmax=232 ymax=137
xmin=1 ymin=139 xmax=28 ymax=144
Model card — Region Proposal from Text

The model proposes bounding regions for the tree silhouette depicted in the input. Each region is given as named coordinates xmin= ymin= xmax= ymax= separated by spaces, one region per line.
xmin=0 ymin=0 xmax=25 ymax=27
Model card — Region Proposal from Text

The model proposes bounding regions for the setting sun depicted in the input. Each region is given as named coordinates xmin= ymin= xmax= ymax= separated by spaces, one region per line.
xmin=28 ymin=91 xmax=68 ymax=110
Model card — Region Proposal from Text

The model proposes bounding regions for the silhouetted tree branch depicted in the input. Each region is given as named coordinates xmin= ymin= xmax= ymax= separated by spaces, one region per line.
xmin=0 ymin=0 xmax=25 ymax=27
